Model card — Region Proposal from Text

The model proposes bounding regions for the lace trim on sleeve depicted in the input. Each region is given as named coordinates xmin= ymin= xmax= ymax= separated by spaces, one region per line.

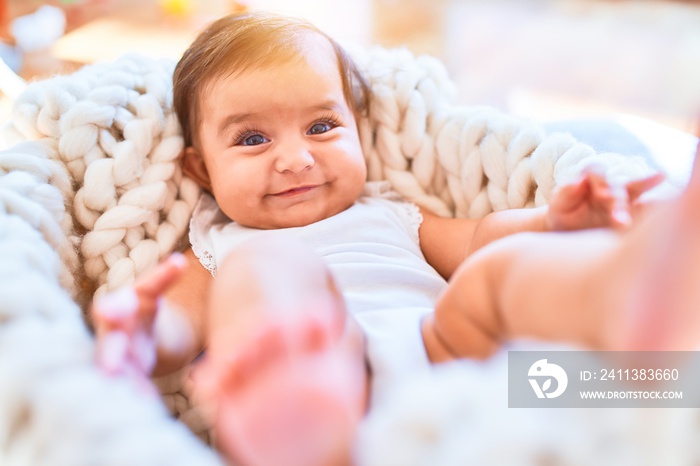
xmin=365 ymin=181 xmax=423 ymax=244
xmin=188 ymin=193 xmax=220 ymax=277
xmin=190 ymin=239 xmax=216 ymax=277
xmin=401 ymin=201 xmax=423 ymax=244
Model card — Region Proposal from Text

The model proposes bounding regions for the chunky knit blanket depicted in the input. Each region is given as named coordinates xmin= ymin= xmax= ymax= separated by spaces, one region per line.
xmin=0 ymin=48 xmax=677 ymax=464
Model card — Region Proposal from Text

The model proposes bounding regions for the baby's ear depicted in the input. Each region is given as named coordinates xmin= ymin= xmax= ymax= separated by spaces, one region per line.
xmin=182 ymin=147 xmax=212 ymax=191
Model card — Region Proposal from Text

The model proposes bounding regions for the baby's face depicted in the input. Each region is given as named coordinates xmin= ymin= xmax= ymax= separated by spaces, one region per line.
xmin=194 ymin=36 xmax=367 ymax=229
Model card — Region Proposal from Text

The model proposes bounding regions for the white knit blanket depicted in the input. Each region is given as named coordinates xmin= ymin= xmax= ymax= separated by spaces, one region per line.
xmin=0 ymin=49 xmax=678 ymax=465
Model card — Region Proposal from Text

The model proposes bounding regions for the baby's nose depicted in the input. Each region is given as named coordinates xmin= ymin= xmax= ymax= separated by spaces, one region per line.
xmin=275 ymin=144 xmax=315 ymax=174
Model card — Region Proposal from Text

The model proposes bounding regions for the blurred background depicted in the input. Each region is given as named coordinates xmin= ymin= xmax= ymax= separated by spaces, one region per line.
xmin=0 ymin=0 xmax=698 ymax=134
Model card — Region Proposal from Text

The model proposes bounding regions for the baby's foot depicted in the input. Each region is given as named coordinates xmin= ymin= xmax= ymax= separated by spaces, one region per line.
xmin=620 ymin=138 xmax=700 ymax=351
xmin=195 ymin=313 xmax=366 ymax=466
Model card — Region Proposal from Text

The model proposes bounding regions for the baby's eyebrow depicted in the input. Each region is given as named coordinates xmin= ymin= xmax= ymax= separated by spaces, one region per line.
xmin=216 ymin=100 xmax=345 ymax=136
xmin=217 ymin=112 xmax=259 ymax=136
xmin=306 ymin=100 xmax=344 ymax=114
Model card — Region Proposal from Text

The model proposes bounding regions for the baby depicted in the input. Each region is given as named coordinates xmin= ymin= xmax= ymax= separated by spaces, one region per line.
xmin=92 ymin=11 xmax=696 ymax=466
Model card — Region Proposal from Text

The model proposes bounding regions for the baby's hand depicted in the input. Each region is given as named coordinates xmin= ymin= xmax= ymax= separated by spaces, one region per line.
xmin=92 ymin=253 xmax=187 ymax=385
xmin=547 ymin=168 xmax=665 ymax=231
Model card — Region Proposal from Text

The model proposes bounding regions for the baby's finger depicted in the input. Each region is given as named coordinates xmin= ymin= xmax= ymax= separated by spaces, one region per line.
xmin=586 ymin=173 xmax=632 ymax=227
xmin=97 ymin=330 xmax=130 ymax=375
xmin=135 ymin=252 xmax=188 ymax=299
xmin=626 ymin=173 xmax=665 ymax=201
xmin=607 ymin=183 xmax=633 ymax=227
xmin=610 ymin=203 xmax=633 ymax=228
xmin=580 ymin=163 xmax=609 ymax=191
xmin=566 ymin=175 xmax=590 ymax=200
xmin=552 ymin=175 xmax=589 ymax=208
xmin=586 ymin=171 xmax=617 ymax=205
xmin=129 ymin=329 xmax=158 ymax=375
xmin=93 ymin=287 xmax=140 ymax=332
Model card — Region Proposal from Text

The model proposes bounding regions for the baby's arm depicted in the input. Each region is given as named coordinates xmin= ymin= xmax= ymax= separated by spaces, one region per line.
xmin=419 ymin=207 xmax=548 ymax=279
xmin=92 ymin=248 xmax=211 ymax=378
xmin=154 ymin=248 xmax=211 ymax=375
xmin=420 ymin=170 xmax=664 ymax=279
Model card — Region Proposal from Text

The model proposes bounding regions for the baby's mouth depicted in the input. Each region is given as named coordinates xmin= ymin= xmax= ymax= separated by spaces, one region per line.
xmin=272 ymin=185 xmax=319 ymax=198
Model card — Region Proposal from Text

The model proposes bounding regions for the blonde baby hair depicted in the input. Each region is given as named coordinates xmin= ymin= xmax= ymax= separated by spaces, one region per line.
xmin=173 ymin=11 xmax=370 ymax=148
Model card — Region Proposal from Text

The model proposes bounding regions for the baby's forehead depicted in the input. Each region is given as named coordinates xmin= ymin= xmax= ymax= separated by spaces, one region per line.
xmin=200 ymin=35 xmax=342 ymax=99
xmin=191 ymin=30 xmax=353 ymax=140
xmin=224 ymin=31 xmax=338 ymax=79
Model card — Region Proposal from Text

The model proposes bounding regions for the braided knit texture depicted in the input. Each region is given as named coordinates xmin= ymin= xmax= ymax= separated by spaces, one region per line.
xmin=0 ymin=48 xmax=670 ymax=463
xmin=0 ymin=140 xmax=221 ymax=464
xmin=4 ymin=56 xmax=201 ymax=307
xmin=1 ymin=56 xmax=218 ymax=462
xmin=356 ymin=47 xmax=665 ymax=220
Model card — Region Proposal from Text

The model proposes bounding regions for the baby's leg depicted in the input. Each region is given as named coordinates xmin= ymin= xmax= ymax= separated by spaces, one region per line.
xmin=197 ymin=236 xmax=367 ymax=466
xmin=424 ymin=140 xmax=700 ymax=359
xmin=423 ymin=229 xmax=622 ymax=361
xmin=619 ymin=139 xmax=700 ymax=351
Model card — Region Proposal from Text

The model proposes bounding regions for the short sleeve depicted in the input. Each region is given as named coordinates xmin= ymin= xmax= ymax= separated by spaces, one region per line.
xmin=188 ymin=193 xmax=225 ymax=277
xmin=363 ymin=181 xmax=423 ymax=244
xmin=394 ymin=201 xmax=423 ymax=244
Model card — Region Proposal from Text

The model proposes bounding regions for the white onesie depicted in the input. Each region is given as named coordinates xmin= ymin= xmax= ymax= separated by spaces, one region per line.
xmin=189 ymin=181 xmax=448 ymax=400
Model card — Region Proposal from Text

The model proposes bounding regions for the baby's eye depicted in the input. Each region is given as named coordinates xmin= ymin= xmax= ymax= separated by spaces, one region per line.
xmin=308 ymin=122 xmax=333 ymax=135
xmin=238 ymin=133 xmax=269 ymax=146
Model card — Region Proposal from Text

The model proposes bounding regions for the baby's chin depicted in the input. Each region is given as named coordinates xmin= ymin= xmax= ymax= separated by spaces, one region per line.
xmin=238 ymin=203 xmax=356 ymax=230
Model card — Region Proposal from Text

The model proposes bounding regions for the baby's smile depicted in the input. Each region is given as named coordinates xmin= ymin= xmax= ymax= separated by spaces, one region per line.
xmin=271 ymin=184 xmax=322 ymax=197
